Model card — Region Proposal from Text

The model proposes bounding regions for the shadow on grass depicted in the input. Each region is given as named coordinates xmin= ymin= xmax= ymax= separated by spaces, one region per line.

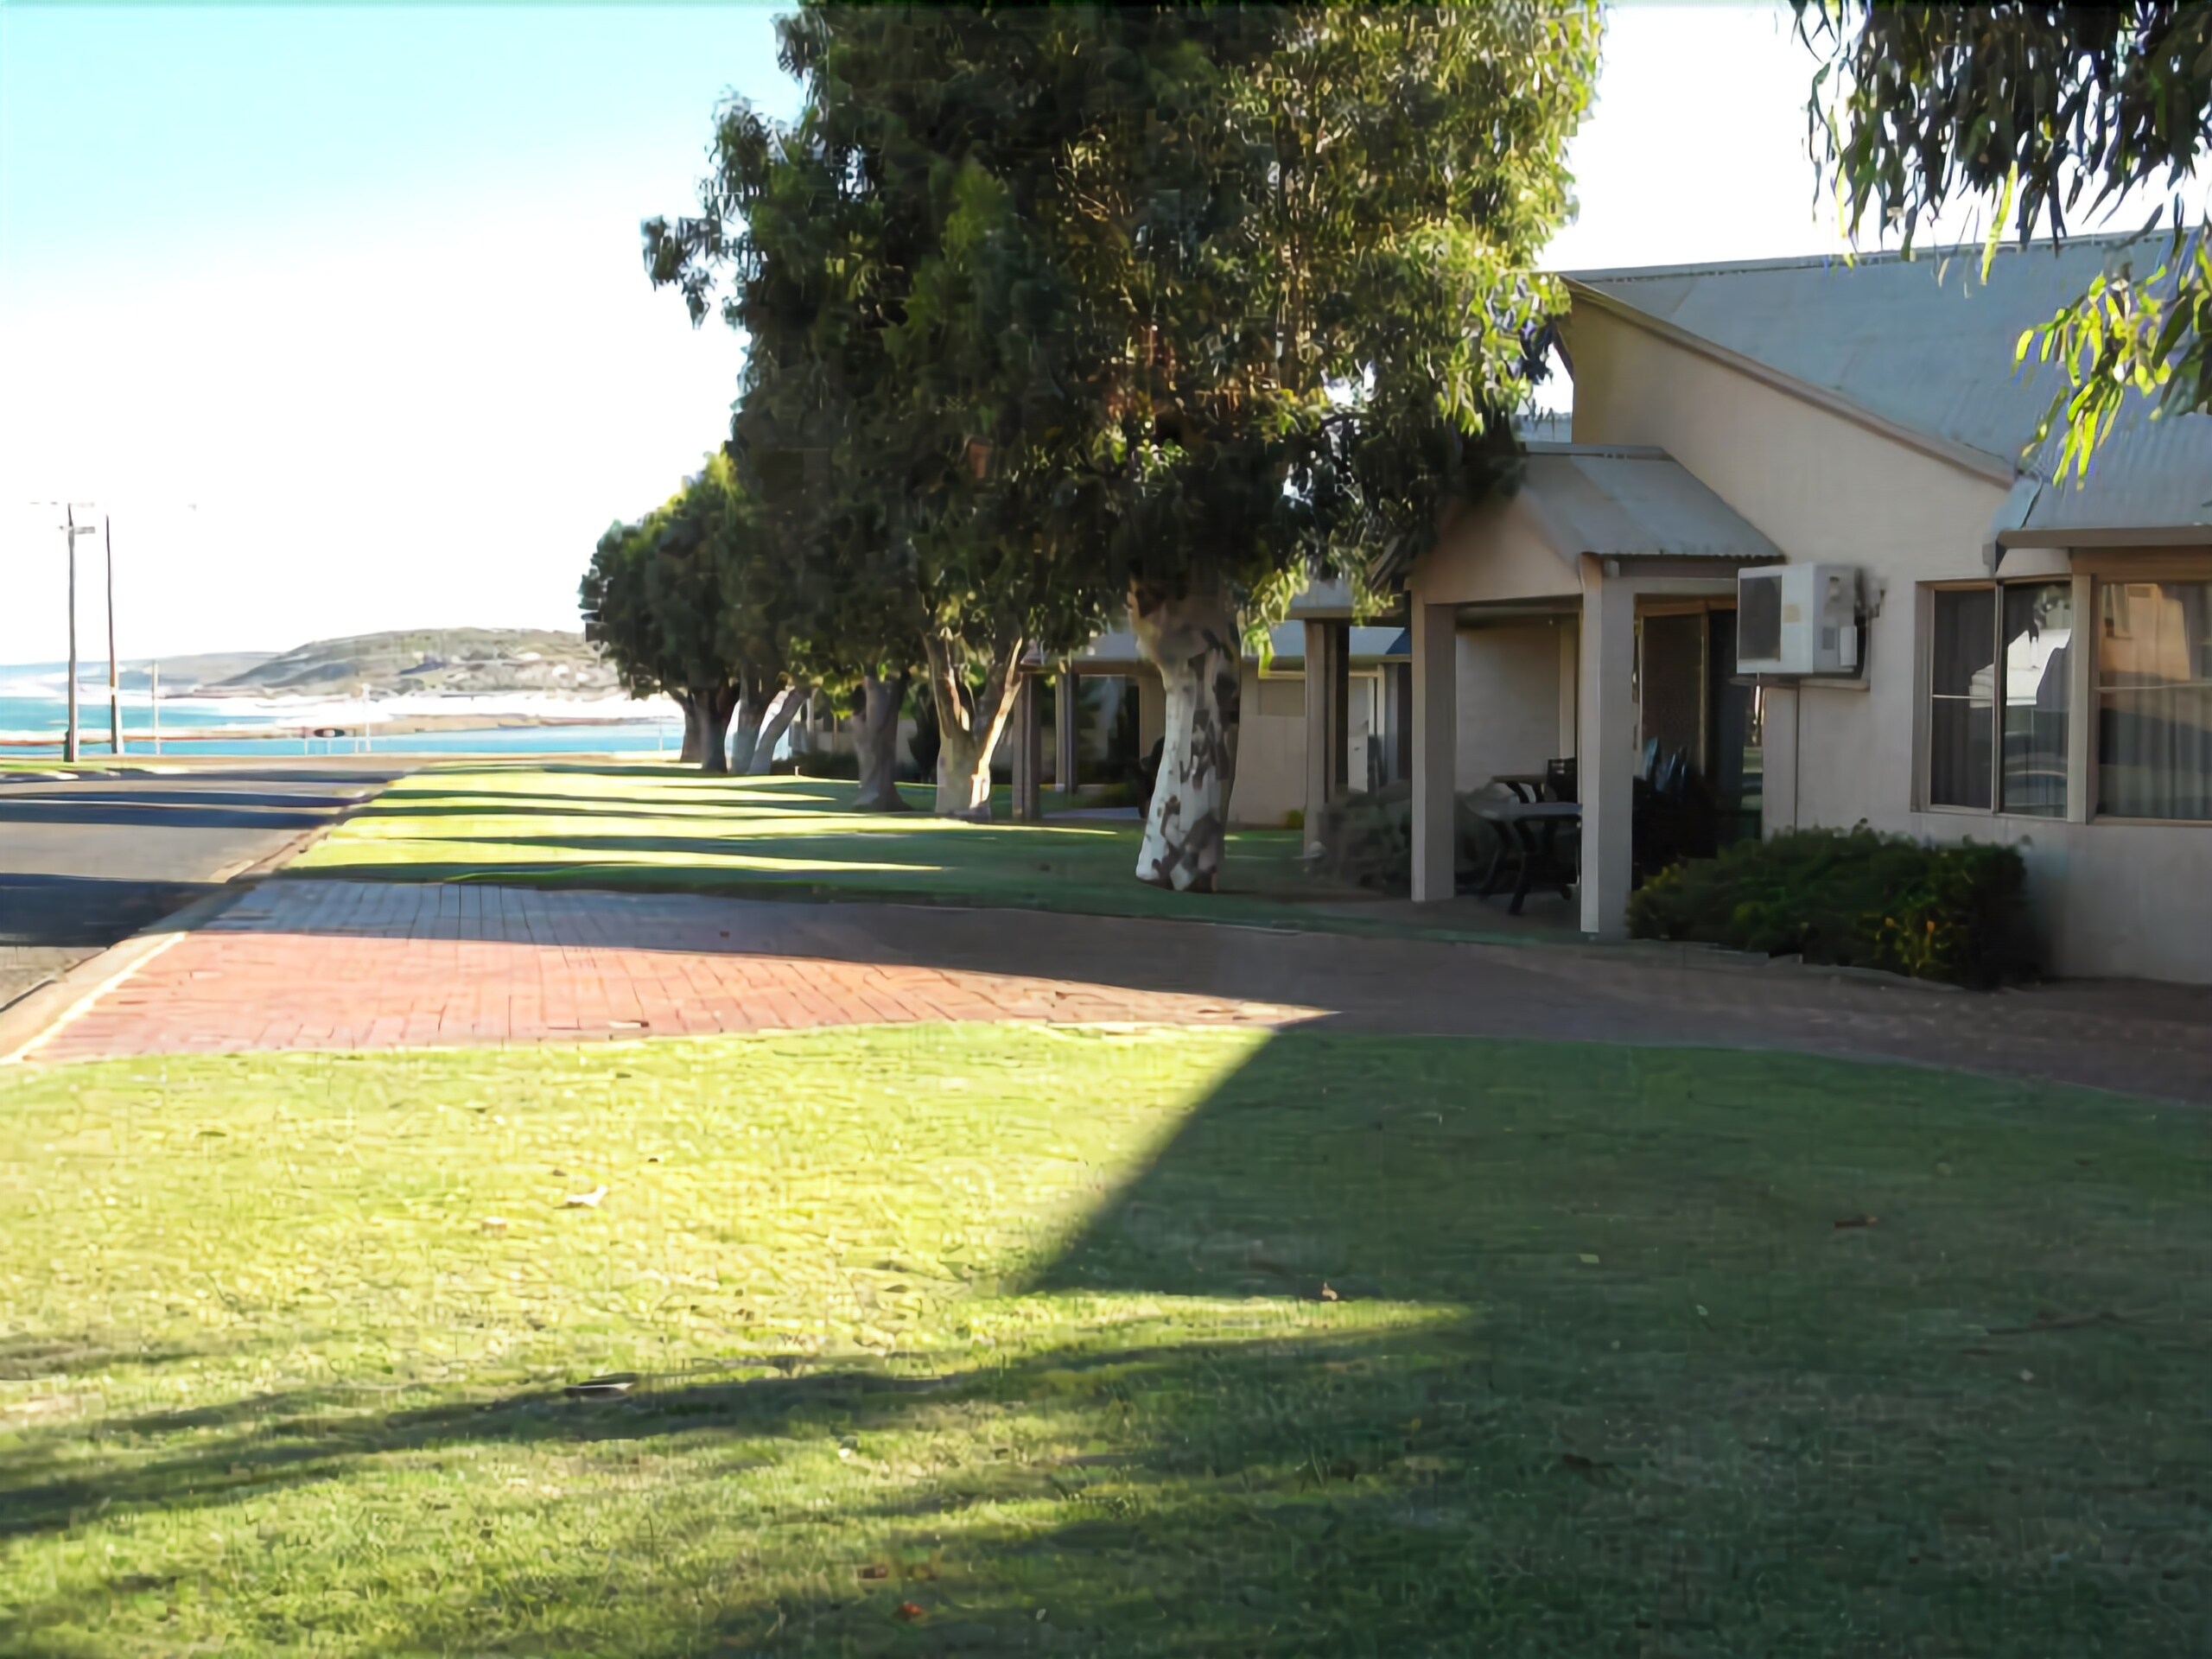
xmin=2 ymin=1031 xmax=2207 ymax=1654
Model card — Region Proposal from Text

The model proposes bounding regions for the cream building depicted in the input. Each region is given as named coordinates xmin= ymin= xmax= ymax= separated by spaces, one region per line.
xmin=1398 ymin=236 xmax=2211 ymax=982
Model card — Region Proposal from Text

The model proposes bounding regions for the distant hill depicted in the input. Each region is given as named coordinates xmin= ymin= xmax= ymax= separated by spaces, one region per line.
xmin=210 ymin=629 xmax=620 ymax=697
xmin=126 ymin=652 xmax=279 ymax=691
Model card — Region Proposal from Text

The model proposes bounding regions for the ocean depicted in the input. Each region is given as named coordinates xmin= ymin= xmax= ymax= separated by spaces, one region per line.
xmin=0 ymin=680 xmax=684 ymax=760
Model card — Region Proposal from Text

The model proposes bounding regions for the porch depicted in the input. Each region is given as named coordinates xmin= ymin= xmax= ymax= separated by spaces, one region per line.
xmin=1401 ymin=444 xmax=1783 ymax=937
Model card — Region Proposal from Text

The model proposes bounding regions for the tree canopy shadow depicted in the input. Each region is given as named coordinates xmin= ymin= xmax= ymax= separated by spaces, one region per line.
xmin=0 ymin=873 xmax=220 ymax=948
xmin=0 ymin=1029 xmax=2206 ymax=1653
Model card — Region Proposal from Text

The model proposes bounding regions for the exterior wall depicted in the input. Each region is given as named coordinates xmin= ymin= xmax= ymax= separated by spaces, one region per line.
xmin=1233 ymin=664 xmax=1306 ymax=827
xmin=1568 ymin=303 xmax=2212 ymax=982
xmin=1456 ymin=620 xmax=1569 ymax=791
xmin=1419 ymin=493 xmax=1581 ymax=607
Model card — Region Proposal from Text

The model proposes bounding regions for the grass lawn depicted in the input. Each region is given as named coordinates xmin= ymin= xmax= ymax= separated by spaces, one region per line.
xmin=3 ymin=1024 xmax=2206 ymax=1655
xmin=290 ymin=764 xmax=1538 ymax=941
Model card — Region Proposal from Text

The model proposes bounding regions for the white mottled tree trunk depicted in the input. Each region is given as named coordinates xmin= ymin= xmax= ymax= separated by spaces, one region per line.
xmin=853 ymin=672 xmax=909 ymax=812
xmin=1130 ymin=583 xmax=1241 ymax=892
xmin=925 ymin=633 xmax=1024 ymax=821
xmin=726 ymin=697 xmax=762 ymax=774
xmin=747 ymin=682 xmax=810 ymax=775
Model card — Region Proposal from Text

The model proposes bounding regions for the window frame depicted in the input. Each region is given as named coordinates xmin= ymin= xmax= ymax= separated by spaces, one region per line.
xmin=2075 ymin=551 xmax=2212 ymax=828
xmin=1917 ymin=575 xmax=2081 ymax=822
xmin=1920 ymin=553 xmax=2212 ymax=828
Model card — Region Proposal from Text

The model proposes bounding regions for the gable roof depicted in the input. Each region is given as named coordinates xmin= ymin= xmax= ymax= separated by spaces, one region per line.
xmin=1520 ymin=444 xmax=1782 ymax=562
xmin=1567 ymin=234 xmax=2212 ymax=537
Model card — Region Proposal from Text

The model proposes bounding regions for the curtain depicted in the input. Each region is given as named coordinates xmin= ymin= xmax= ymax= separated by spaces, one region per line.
xmin=1929 ymin=588 xmax=1994 ymax=810
xmin=2098 ymin=580 xmax=2212 ymax=820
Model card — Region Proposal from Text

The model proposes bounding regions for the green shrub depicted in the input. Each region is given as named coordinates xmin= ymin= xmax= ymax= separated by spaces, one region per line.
xmin=1626 ymin=825 xmax=2034 ymax=986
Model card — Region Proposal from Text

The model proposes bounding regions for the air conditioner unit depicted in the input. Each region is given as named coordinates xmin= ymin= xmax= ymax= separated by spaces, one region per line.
xmin=1736 ymin=563 xmax=1862 ymax=677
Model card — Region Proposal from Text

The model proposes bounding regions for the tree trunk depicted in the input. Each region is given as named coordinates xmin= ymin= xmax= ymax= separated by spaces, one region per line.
xmin=746 ymin=682 xmax=810 ymax=775
xmin=853 ymin=672 xmax=909 ymax=812
xmin=681 ymin=685 xmax=743 ymax=779
xmin=924 ymin=633 xmax=1025 ymax=821
xmin=676 ymin=696 xmax=707 ymax=765
xmin=1130 ymin=582 xmax=1242 ymax=892
xmin=727 ymin=698 xmax=761 ymax=774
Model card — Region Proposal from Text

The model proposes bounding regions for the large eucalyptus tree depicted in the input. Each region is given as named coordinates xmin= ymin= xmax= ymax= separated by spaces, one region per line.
xmin=1052 ymin=4 xmax=1601 ymax=887
xmin=649 ymin=3 xmax=1598 ymax=864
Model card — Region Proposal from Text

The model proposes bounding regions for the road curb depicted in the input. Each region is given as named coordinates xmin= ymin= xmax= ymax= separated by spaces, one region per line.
xmin=0 ymin=776 xmax=397 ymax=1067
xmin=0 ymin=886 xmax=251 ymax=1065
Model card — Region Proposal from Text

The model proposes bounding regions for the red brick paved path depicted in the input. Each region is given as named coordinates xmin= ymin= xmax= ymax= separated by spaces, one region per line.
xmin=34 ymin=880 xmax=1314 ymax=1062
xmin=22 ymin=878 xmax=2212 ymax=1106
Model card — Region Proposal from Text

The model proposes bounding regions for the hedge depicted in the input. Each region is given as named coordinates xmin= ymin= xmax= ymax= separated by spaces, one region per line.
xmin=1626 ymin=826 xmax=2034 ymax=987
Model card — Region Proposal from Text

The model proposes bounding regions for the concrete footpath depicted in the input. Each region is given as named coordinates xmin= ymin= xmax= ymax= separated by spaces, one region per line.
xmin=9 ymin=874 xmax=2210 ymax=1106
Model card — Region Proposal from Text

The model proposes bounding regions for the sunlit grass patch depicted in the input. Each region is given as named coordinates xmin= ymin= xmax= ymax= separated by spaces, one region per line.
xmin=2 ymin=1025 xmax=2207 ymax=1654
xmin=296 ymin=765 xmax=1346 ymax=925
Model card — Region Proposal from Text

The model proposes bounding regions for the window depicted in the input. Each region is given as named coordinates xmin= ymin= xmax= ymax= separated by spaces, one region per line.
xmin=1927 ymin=582 xmax=2072 ymax=817
xmin=1929 ymin=588 xmax=1994 ymax=809
xmin=2097 ymin=578 xmax=2212 ymax=820
xmin=2000 ymin=584 xmax=2073 ymax=818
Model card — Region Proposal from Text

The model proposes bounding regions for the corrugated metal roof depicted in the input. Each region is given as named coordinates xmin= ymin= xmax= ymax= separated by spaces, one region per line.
xmin=1567 ymin=233 xmax=2212 ymax=533
xmin=1073 ymin=623 xmax=1408 ymax=667
xmin=1520 ymin=443 xmax=1783 ymax=561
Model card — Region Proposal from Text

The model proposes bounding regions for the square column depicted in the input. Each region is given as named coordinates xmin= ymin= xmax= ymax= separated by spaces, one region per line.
xmin=1577 ymin=561 xmax=1637 ymax=938
xmin=1055 ymin=668 xmax=1079 ymax=791
xmin=1760 ymin=684 xmax=1799 ymax=833
xmin=1301 ymin=618 xmax=1350 ymax=848
xmin=1410 ymin=601 xmax=1459 ymax=902
xmin=1011 ymin=675 xmax=1044 ymax=822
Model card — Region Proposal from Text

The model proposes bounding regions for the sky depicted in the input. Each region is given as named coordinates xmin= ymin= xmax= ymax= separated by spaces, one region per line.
xmin=0 ymin=3 xmax=2155 ymax=663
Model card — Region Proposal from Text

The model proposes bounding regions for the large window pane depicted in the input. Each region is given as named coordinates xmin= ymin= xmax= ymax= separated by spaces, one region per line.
xmin=2098 ymin=578 xmax=2212 ymax=819
xmin=1929 ymin=588 xmax=1994 ymax=809
xmin=1999 ymin=583 xmax=2071 ymax=817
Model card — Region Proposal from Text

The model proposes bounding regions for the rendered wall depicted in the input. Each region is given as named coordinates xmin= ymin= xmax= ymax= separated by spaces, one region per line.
xmin=1456 ymin=621 xmax=1570 ymax=793
xmin=1567 ymin=303 xmax=2212 ymax=982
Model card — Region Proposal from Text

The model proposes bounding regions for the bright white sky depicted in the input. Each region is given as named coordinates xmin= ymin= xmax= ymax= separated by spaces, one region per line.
xmin=0 ymin=3 xmax=2101 ymax=662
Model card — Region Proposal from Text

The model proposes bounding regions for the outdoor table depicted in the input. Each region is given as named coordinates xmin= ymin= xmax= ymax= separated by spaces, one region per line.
xmin=1474 ymin=799 xmax=1581 ymax=915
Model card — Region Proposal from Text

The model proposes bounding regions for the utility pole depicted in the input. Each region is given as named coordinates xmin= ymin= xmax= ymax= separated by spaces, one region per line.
xmin=64 ymin=505 xmax=81 ymax=763
xmin=151 ymin=661 xmax=162 ymax=754
xmin=105 ymin=514 xmax=122 ymax=754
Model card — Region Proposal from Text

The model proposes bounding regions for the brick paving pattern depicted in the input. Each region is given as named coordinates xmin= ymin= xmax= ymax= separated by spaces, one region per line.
xmin=35 ymin=881 xmax=1314 ymax=1062
xmin=22 ymin=877 xmax=2212 ymax=1106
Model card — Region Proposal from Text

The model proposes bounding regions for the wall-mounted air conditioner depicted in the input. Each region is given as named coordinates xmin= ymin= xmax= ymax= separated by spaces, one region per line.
xmin=1736 ymin=563 xmax=1863 ymax=677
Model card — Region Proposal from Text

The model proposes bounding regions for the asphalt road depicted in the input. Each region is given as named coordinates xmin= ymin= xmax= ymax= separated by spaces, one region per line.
xmin=0 ymin=759 xmax=407 ymax=1009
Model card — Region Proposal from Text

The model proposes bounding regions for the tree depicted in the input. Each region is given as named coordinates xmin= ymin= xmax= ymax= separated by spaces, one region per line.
xmin=648 ymin=11 xmax=1118 ymax=821
xmin=1044 ymin=5 xmax=1599 ymax=887
xmin=649 ymin=5 xmax=1597 ymax=867
xmin=579 ymin=456 xmax=796 ymax=773
xmin=1797 ymin=2 xmax=2212 ymax=477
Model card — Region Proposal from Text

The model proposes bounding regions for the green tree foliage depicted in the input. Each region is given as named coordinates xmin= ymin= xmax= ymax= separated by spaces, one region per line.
xmin=1797 ymin=2 xmax=2212 ymax=478
xmin=649 ymin=11 xmax=1116 ymax=818
xmin=648 ymin=4 xmax=1598 ymax=861
xmin=1049 ymin=4 xmax=1598 ymax=886
xmin=579 ymin=455 xmax=796 ymax=772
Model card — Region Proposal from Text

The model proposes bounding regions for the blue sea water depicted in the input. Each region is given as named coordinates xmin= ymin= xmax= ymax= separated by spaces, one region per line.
xmin=0 ymin=690 xmax=683 ymax=760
